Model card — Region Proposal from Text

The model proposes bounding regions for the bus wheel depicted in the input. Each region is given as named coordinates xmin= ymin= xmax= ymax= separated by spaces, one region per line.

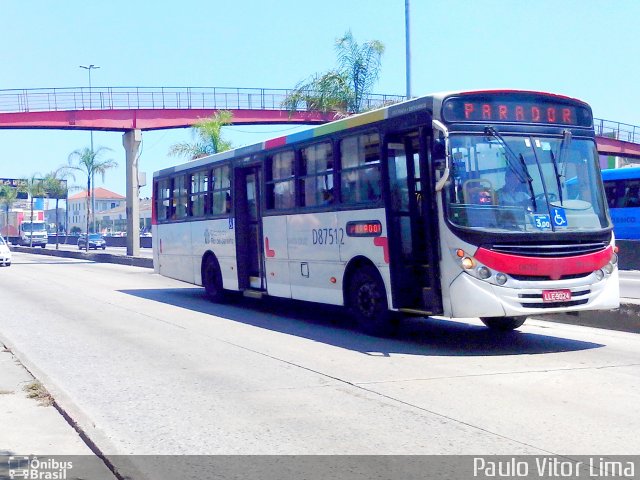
xmin=348 ymin=266 xmax=395 ymax=337
xmin=202 ymin=255 xmax=225 ymax=302
xmin=480 ymin=316 xmax=526 ymax=331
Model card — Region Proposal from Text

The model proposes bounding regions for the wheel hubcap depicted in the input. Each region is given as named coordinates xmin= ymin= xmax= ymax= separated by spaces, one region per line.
xmin=357 ymin=282 xmax=378 ymax=317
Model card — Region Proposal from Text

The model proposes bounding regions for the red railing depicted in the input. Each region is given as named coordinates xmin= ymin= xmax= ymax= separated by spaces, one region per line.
xmin=0 ymin=87 xmax=405 ymax=114
xmin=593 ymin=118 xmax=640 ymax=145
xmin=1 ymin=87 xmax=638 ymax=145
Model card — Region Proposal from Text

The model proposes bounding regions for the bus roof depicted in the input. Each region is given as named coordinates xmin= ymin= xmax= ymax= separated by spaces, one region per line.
xmin=154 ymin=89 xmax=589 ymax=179
xmin=601 ymin=166 xmax=640 ymax=181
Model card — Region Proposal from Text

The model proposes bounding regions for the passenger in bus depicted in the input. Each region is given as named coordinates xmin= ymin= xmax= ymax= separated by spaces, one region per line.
xmin=497 ymin=169 xmax=529 ymax=206
xmin=361 ymin=168 xmax=381 ymax=201
xmin=623 ymin=186 xmax=640 ymax=207
xmin=477 ymin=189 xmax=493 ymax=205
xmin=321 ymin=188 xmax=334 ymax=205
xmin=225 ymin=192 xmax=232 ymax=213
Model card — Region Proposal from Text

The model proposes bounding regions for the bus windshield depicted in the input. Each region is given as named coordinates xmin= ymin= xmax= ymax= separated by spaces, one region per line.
xmin=445 ymin=134 xmax=609 ymax=233
xmin=21 ymin=222 xmax=46 ymax=232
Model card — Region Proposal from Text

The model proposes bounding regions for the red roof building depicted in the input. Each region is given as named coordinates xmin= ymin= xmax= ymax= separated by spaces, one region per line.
xmin=68 ymin=187 xmax=125 ymax=233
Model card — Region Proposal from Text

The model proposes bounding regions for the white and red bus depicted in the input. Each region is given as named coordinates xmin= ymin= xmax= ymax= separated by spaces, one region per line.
xmin=152 ymin=90 xmax=619 ymax=335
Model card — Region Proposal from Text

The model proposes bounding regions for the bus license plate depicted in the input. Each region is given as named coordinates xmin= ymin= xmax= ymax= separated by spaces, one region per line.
xmin=542 ymin=289 xmax=572 ymax=302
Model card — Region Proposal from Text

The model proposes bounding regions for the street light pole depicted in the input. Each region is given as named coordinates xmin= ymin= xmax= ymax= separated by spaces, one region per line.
xmin=405 ymin=0 xmax=412 ymax=99
xmin=79 ymin=64 xmax=100 ymax=233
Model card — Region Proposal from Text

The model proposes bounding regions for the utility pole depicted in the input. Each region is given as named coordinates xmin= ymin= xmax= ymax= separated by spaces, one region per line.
xmin=405 ymin=0 xmax=412 ymax=99
xmin=79 ymin=64 xmax=100 ymax=233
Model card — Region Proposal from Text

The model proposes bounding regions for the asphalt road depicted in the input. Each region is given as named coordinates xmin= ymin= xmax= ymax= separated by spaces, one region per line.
xmin=1 ymin=252 xmax=639 ymax=478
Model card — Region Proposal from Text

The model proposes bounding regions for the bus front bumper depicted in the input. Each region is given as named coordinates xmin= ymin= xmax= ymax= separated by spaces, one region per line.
xmin=447 ymin=270 xmax=620 ymax=319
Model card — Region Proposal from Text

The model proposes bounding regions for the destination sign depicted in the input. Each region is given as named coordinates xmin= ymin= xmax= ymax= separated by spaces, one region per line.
xmin=442 ymin=93 xmax=592 ymax=127
xmin=346 ymin=220 xmax=382 ymax=237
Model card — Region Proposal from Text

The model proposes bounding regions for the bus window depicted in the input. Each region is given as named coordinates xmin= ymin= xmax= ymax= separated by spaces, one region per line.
xmin=619 ymin=181 xmax=640 ymax=207
xmin=190 ymin=170 xmax=209 ymax=217
xmin=603 ymin=181 xmax=620 ymax=208
xmin=340 ymin=133 xmax=381 ymax=204
xmin=212 ymin=165 xmax=231 ymax=215
xmin=156 ymin=178 xmax=171 ymax=221
xmin=301 ymin=142 xmax=334 ymax=207
xmin=388 ymin=142 xmax=409 ymax=212
xmin=266 ymin=150 xmax=295 ymax=210
xmin=172 ymin=175 xmax=188 ymax=219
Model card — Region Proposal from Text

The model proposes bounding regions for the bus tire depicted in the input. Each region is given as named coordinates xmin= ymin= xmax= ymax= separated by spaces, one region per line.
xmin=480 ymin=316 xmax=526 ymax=331
xmin=347 ymin=265 xmax=395 ymax=337
xmin=202 ymin=255 xmax=225 ymax=303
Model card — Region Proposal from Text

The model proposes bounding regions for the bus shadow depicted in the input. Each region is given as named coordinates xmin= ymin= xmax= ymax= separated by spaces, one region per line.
xmin=119 ymin=288 xmax=605 ymax=357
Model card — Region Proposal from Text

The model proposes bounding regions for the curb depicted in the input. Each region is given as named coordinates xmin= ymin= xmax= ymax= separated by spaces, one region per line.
xmin=536 ymin=301 xmax=640 ymax=334
xmin=10 ymin=245 xmax=153 ymax=269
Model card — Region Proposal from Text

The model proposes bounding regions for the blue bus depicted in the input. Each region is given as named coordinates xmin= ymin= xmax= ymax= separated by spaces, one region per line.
xmin=601 ymin=167 xmax=640 ymax=240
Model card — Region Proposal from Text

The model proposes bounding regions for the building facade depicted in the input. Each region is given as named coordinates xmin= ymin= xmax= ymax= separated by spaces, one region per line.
xmin=95 ymin=198 xmax=152 ymax=235
xmin=67 ymin=187 xmax=125 ymax=233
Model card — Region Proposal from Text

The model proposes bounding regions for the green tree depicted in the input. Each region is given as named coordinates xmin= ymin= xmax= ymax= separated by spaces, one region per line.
xmin=23 ymin=175 xmax=47 ymax=248
xmin=0 ymin=184 xmax=19 ymax=237
xmin=66 ymin=147 xmax=117 ymax=250
xmin=43 ymin=168 xmax=72 ymax=250
xmin=283 ymin=30 xmax=385 ymax=115
xmin=169 ymin=110 xmax=234 ymax=160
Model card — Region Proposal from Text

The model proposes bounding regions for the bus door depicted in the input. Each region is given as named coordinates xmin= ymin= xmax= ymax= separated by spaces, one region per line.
xmin=234 ymin=165 xmax=266 ymax=292
xmin=384 ymin=129 xmax=442 ymax=314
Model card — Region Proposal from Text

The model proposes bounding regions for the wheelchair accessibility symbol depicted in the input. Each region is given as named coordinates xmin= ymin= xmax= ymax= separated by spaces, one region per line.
xmin=551 ymin=207 xmax=568 ymax=227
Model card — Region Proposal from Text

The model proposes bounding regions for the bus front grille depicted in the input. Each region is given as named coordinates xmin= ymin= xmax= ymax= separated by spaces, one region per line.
xmin=488 ymin=241 xmax=608 ymax=258
xmin=510 ymin=272 xmax=592 ymax=281
xmin=520 ymin=299 xmax=589 ymax=309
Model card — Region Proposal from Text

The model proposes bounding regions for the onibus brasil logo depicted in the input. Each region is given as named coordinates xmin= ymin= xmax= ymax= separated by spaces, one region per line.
xmin=7 ymin=456 xmax=73 ymax=480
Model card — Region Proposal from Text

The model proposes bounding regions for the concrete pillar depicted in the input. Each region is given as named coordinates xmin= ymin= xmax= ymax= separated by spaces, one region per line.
xmin=123 ymin=129 xmax=142 ymax=256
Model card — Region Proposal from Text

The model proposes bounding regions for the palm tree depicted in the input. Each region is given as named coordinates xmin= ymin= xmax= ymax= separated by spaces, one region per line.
xmin=336 ymin=31 xmax=385 ymax=113
xmin=283 ymin=30 xmax=385 ymax=115
xmin=66 ymin=147 xmax=117 ymax=251
xmin=43 ymin=168 xmax=72 ymax=250
xmin=169 ymin=110 xmax=234 ymax=160
xmin=0 ymin=184 xmax=19 ymax=238
xmin=23 ymin=175 xmax=47 ymax=247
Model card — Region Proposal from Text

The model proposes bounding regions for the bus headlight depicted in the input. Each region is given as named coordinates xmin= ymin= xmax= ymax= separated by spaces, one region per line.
xmin=461 ymin=257 xmax=474 ymax=269
xmin=495 ymin=273 xmax=508 ymax=285
xmin=595 ymin=269 xmax=605 ymax=281
xmin=477 ymin=266 xmax=491 ymax=279
xmin=603 ymin=263 xmax=614 ymax=274
xmin=611 ymin=253 xmax=618 ymax=265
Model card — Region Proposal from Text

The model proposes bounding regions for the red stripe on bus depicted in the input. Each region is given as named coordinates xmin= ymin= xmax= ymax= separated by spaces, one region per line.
xmin=373 ymin=236 xmax=389 ymax=264
xmin=265 ymin=237 xmax=276 ymax=257
xmin=474 ymin=246 xmax=613 ymax=280
xmin=264 ymin=137 xmax=286 ymax=149
xmin=151 ymin=196 xmax=157 ymax=225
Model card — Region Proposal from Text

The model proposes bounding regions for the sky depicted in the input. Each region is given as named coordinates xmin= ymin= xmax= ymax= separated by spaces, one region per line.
xmin=1 ymin=0 xmax=639 ymax=201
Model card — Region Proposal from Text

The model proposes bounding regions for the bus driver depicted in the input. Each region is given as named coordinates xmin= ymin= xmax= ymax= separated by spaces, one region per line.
xmin=497 ymin=168 xmax=529 ymax=206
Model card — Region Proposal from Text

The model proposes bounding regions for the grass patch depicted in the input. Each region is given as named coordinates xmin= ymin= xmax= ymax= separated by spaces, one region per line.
xmin=24 ymin=380 xmax=54 ymax=406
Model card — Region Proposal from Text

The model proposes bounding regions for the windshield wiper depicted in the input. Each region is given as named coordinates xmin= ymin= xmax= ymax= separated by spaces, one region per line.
xmin=549 ymin=150 xmax=564 ymax=205
xmin=518 ymin=153 xmax=537 ymax=211
xmin=484 ymin=127 xmax=536 ymax=210
xmin=549 ymin=129 xmax=571 ymax=206
xmin=558 ymin=129 xmax=572 ymax=178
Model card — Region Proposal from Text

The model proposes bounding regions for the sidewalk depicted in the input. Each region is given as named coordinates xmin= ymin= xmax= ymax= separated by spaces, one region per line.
xmin=0 ymin=344 xmax=116 ymax=479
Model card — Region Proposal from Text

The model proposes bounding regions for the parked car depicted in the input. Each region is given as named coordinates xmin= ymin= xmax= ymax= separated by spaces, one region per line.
xmin=78 ymin=234 xmax=107 ymax=250
xmin=0 ymin=235 xmax=11 ymax=266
